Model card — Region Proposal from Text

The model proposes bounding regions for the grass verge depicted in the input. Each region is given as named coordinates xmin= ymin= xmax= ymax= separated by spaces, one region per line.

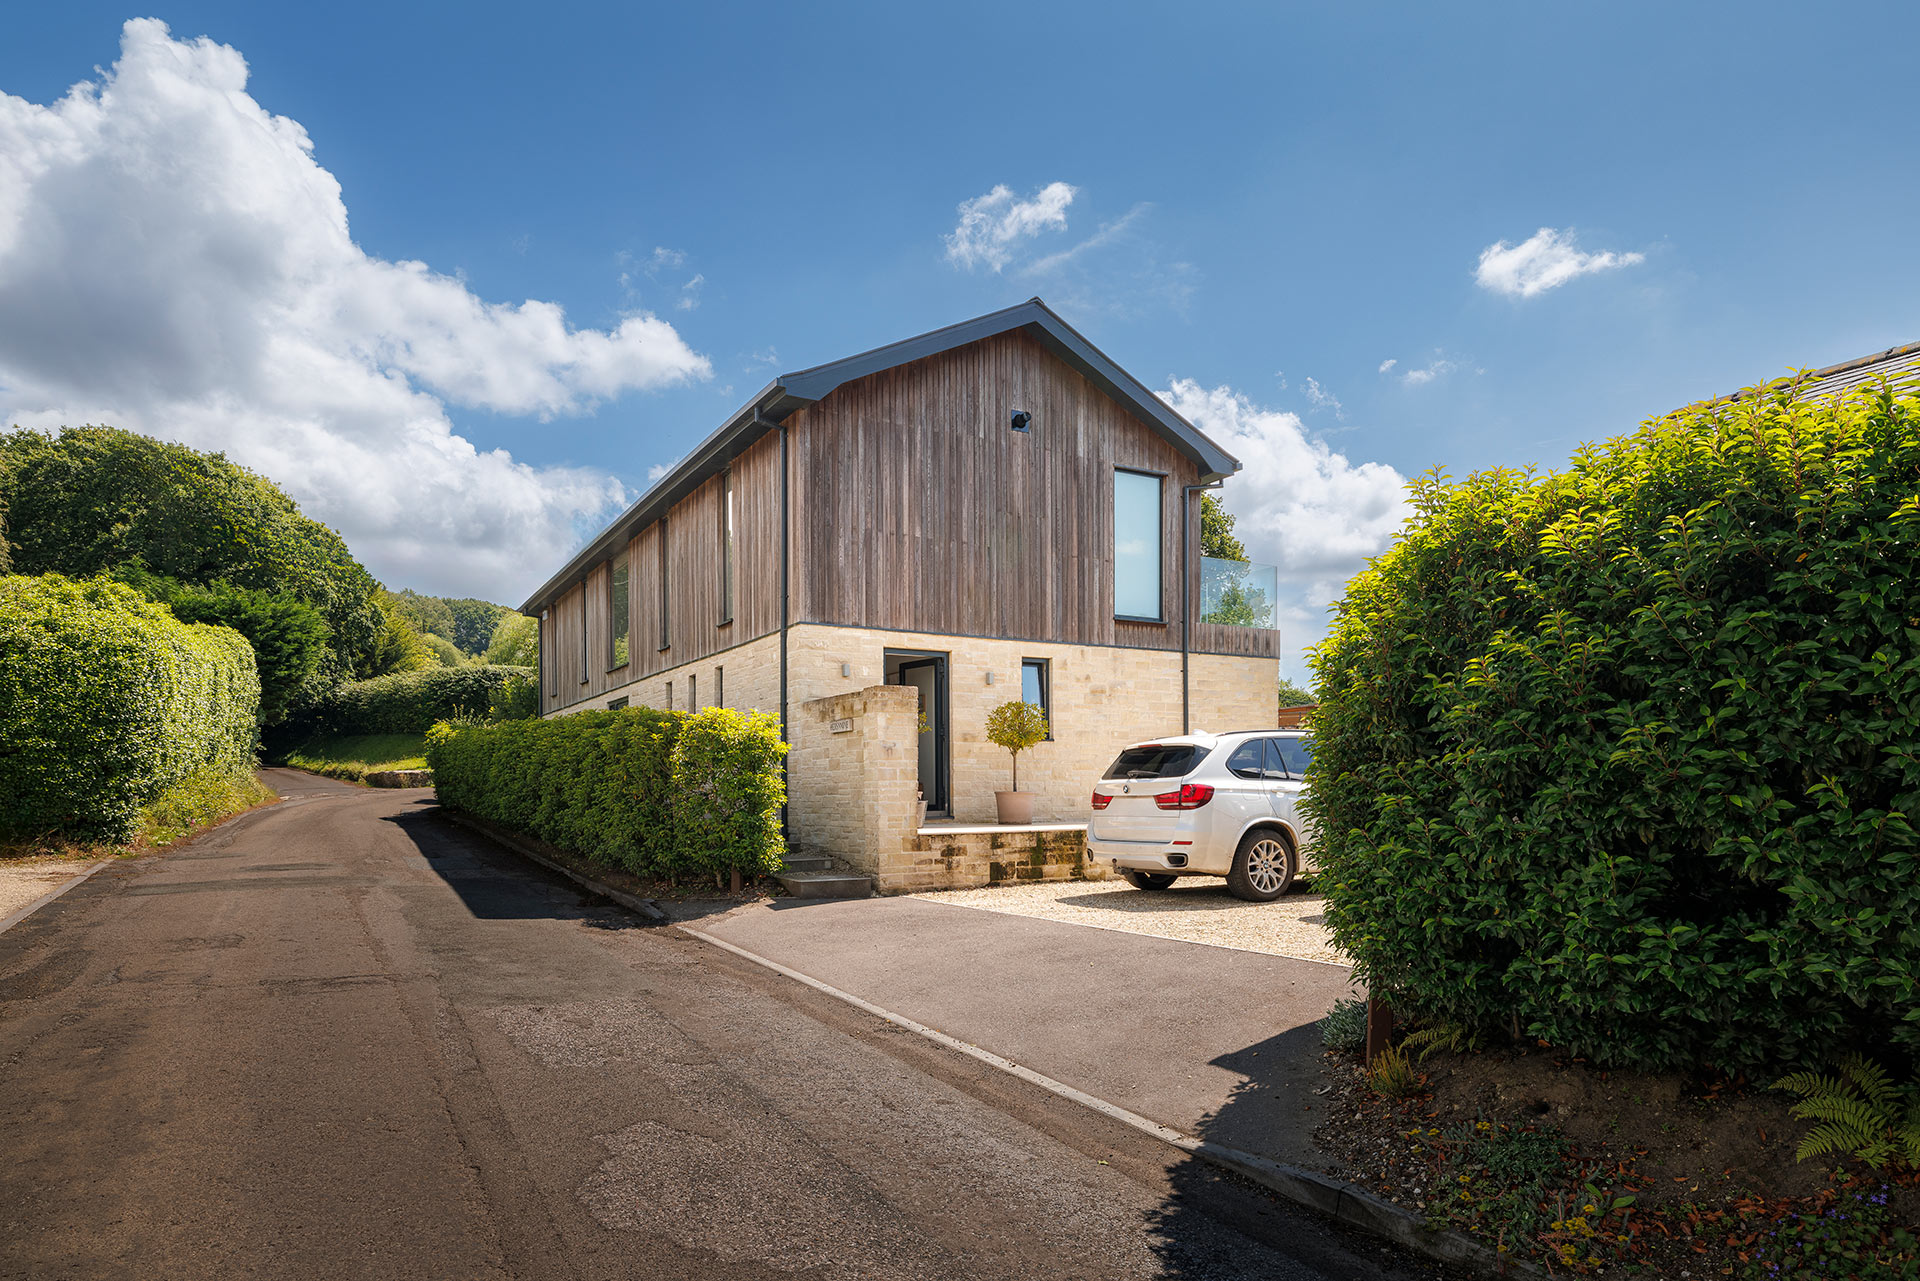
xmin=1 ymin=766 xmax=277 ymax=861
xmin=283 ymin=732 xmax=428 ymax=784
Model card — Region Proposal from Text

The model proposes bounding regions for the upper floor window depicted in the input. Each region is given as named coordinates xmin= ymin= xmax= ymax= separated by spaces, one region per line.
xmin=608 ymin=551 xmax=630 ymax=669
xmin=719 ymin=470 xmax=735 ymax=625
xmin=577 ymin=584 xmax=588 ymax=685
xmin=657 ymin=519 xmax=671 ymax=651
xmin=1113 ymin=469 xmax=1163 ymax=620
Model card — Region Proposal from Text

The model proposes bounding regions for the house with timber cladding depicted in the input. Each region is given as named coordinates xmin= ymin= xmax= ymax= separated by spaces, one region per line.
xmin=518 ymin=298 xmax=1280 ymax=892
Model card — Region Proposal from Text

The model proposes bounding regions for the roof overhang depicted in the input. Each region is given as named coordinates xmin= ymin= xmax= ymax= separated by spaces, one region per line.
xmin=519 ymin=297 xmax=1239 ymax=615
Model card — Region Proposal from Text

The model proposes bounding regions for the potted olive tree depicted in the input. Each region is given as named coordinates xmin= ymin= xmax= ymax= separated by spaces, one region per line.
xmin=985 ymin=699 xmax=1049 ymax=824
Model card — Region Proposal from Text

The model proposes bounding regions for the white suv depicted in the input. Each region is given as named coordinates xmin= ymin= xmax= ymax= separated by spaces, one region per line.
xmin=1086 ymin=730 xmax=1314 ymax=901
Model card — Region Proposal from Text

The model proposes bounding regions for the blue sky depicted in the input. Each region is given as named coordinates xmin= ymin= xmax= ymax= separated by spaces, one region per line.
xmin=4 ymin=5 xmax=1919 ymax=677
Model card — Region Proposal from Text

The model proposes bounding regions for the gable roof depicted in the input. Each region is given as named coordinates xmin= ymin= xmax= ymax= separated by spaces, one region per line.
xmin=519 ymin=297 xmax=1240 ymax=614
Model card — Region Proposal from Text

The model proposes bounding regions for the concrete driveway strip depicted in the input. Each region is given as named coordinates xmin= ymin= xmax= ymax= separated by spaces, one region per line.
xmin=0 ymin=770 xmax=1450 ymax=1281
xmin=697 ymin=896 xmax=1359 ymax=1169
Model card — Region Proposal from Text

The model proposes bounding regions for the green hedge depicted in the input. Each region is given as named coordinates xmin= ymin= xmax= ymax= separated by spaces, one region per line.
xmin=0 ymin=574 xmax=259 ymax=842
xmin=1305 ymin=379 xmax=1920 ymax=1076
xmin=426 ymin=706 xmax=786 ymax=878
xmin=304 ymin=665 xmax=533 ymax=736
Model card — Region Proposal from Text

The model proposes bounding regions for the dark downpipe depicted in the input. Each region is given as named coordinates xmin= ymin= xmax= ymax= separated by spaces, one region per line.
xmin=1181 ymin=481 xmax=1222 ymax=734
xmin=773 ymin=413 xmax=791 ymax=838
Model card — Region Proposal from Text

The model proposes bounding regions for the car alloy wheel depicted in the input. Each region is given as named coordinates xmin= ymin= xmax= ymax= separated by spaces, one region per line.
xmin=1228 ymin=830 xmax=1295 ymax=901
xmin=1246 ymin=838 xmax=1290 ymax=894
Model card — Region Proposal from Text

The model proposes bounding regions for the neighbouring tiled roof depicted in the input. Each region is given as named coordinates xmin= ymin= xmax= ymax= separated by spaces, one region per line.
xmin=1726 ymin=340 xmax=1920 ymax=405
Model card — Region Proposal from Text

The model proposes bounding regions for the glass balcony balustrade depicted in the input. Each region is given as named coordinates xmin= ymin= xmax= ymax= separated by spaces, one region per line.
xmin=1199 ymin=556 xmax=1278 ymax=628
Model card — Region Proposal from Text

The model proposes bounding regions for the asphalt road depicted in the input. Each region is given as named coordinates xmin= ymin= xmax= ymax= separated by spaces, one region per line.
xmin=0 ymin=771 xmax=1461 ymax=1281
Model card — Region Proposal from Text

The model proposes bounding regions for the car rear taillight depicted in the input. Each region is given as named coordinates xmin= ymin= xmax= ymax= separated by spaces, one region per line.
xmin=1155 ymin=783 xmax=1214 ymax=810
xmin=1090 ymin=791 xmax=1112 ymax=810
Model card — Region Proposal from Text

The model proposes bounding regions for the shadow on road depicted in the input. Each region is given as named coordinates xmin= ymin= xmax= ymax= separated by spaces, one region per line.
xmin=381 ymin=805 xmax=649 ymax=928
xmin=1141 ymin=1021 xmax=1448 ymax=1279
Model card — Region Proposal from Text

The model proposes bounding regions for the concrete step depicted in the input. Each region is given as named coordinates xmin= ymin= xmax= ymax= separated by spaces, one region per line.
xmin=776 ymin=871 xmax=873 ymax=899
xmin=780 ymin=853 xmax=835 ymax=873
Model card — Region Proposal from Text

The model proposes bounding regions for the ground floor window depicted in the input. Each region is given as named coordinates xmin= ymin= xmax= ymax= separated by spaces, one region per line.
xmin=689 ymin=673 xmax=698 ymax=709
xmin=1021 ymin=658 xmax=1052 ymax=739
xmin=715 ymin=665 xmax=724 ymax=708
xmin=608 ymin=696 xmax=629 ymax=710
xmin=665 ymin=680 xmax=673 ymax=709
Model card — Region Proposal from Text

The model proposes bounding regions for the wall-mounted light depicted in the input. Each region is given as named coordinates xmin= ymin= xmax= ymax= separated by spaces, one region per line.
xmin=841 ymin=662 xmax=851 ymax=678
xmin=1010 ymin=410 xmax=1032 ymax=433
xmin=985 ymin=670 xmax=995 ymax=685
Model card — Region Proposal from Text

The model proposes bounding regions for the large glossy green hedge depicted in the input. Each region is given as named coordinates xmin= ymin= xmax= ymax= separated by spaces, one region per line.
xmin=427 ymin=706 xmax=786 ymax=878
xmin=304 ymin=665 xmax=534 ymax=736
xmin=1305 ymin=380 xmax=1920 ymax=1075
xmin=0 ymin=574 xmax=259 ymax=842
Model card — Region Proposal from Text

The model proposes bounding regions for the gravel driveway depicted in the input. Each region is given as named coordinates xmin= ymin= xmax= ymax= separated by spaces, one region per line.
xmin=911 ymin=877 xmax=1348 ymax=965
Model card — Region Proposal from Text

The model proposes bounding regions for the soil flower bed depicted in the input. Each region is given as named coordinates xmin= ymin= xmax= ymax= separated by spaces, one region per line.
xmin=1314 ymin=1042 xmax=1919 ymax=1278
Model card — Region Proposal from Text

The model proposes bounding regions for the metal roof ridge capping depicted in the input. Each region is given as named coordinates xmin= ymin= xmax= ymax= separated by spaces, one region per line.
xmin=518 ymin=297 xmax=1241 ymax=615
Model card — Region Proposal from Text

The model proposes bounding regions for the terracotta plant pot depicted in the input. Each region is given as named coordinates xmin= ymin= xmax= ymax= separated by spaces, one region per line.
xmin=995 ymin=790 xmax=1035 ymax=824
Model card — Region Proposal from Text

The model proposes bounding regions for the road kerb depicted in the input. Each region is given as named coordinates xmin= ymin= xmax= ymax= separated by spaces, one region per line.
xmin=0 ymin=859 xmax=115 ymax=938
xmin=680 ymin=923 xmax=1539 ymax=1279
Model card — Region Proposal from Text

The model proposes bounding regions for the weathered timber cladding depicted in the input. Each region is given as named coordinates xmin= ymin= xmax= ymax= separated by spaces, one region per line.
xmin=545 ymin=431 xmax=783 ymax=707
xmin=788 ymin=329 xmax=1266 ymax=653
xmin=544 ymin=327 xmax=1276 ymax=711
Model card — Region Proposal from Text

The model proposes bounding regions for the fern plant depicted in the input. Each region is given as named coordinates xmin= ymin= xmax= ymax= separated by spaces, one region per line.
xmin=1772 ymin=1054 xmax=1920 ymax=1171
xmin=1400 ymin=1020 xmax=1481 ymax=1063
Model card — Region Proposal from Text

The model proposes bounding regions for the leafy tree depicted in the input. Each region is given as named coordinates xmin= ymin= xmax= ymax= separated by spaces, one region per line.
xmin=116 ymin=566 xmax=329 ymax=726
xmin=984 ymin=699 xmax=1049 ymax=792
xmin=364 ymin=596 xmax=435 ymax=676
xmin=423 ymin=633 xmax=464 ymax=668
xmin=1276 ymin=677 xmax=1314 ymax=707
xmin=485 ymin=613 xmax=538 ymax=667
xmin=444 ymin=598 xmax=509 ymax=654
xmin=0 ymin=426 xmax=382 ymax=676
xmin=1200 ymin=492 xmax=1248 ymax=561
xmin=391 ymin=588 xmax=510 ymax=655
xmin=390 ymin=589 xmax=455 ymax=644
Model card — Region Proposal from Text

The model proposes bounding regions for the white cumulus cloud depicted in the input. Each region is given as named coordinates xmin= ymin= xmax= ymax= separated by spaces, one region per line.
xmin=1474 ymin=227 xmax=1644 ymax=298
xmin=944 ymin=181 xmax=1076 ymax=272
xmin=1161 ymin=379 xmax=1409 ymax=677
xmin=0 ymin=20 xmax=710 ymax=598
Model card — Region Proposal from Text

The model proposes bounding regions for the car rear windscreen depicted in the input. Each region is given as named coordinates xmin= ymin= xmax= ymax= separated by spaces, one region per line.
xmin=1103 ymin=745 xmax=1205 ymax=780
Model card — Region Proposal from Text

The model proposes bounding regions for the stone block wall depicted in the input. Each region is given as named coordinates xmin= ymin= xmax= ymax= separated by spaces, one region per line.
xmin=786 ymin=624 xmax=1276 ymax=826
xmin=788 ymin=683 xmax=922 ymax=878
xmin=884 ymin=827 xmax=1113 ymax=893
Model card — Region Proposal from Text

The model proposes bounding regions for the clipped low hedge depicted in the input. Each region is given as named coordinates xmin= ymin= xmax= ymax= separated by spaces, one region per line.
xmin=307 ymin=665 xmax=533 ymax=736
xmin=1306 ymin=378 xmax=1920 ymax=1076
xmin=1 ymin=574 xmax=259 ymax=842
xmin=426 ymin=705 xmax=786 ymax=879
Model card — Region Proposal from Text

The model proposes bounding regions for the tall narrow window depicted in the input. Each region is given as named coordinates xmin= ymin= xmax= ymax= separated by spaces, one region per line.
xmin=608 ymin=551 xmax=630 ymax=669
xmin=719 ymin=469 xmax=735 ymax=624
xmin=1021 ymin=658 xmax=1052 ymax=740
xmin=665 ymin=680 xmax=673 ymax=709
xmin=657 ymin=519 xmax=671 ymax=651
xmin=578 ymin=583 xmax=588 ymax=684
xmin=540 ymin=611 xmax=551 ymax=706
xmin=689 ymin=673 xmax=698 ymax=709
xmin=1113 ymin=470 xmax=1164 ymax=620
xmin=715 ymin=665 xmax=724 ymax=709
